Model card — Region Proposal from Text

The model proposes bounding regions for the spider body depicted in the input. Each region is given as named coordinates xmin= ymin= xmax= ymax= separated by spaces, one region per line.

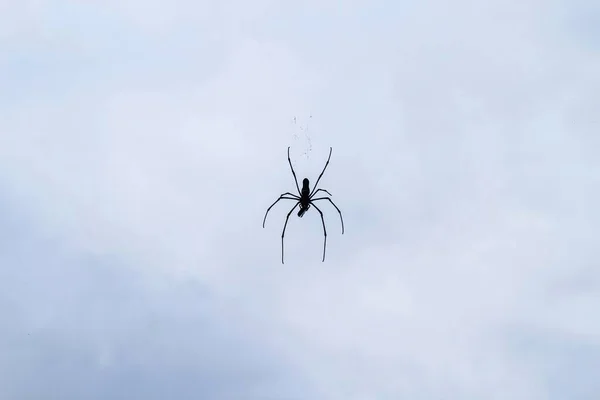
xmin=263 ymin=147 xmax=344 ymax=263
xmin=297 ymin=178 xmax=311 ymax=217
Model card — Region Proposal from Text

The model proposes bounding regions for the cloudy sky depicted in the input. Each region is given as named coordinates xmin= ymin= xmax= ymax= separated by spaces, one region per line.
xmin=1 ymin=0 xmax=599 ymax=399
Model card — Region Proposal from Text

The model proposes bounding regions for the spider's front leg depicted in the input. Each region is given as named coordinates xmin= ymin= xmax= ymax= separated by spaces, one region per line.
xmin=311 ymin=196 xmax=344 ymax=234
xmin=311 ymin=203 xmax=327 ymax=262
xmin=263 ymin=193 xmax=299 ymax=228
xmin=281 ymin=202 xmax=300 ymax=264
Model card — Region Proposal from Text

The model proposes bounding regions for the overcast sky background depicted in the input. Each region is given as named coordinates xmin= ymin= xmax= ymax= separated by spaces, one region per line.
xmin=1 ymin=0 xmax=599 ymax=399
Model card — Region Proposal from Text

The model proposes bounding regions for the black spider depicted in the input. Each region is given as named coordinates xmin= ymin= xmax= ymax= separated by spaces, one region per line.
xmin=263 ymin=147 xmax=344 ymax=263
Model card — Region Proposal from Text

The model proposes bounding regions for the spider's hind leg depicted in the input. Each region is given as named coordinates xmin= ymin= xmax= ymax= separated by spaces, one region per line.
xmin=287 ymin=147 xmax=302 ymax=195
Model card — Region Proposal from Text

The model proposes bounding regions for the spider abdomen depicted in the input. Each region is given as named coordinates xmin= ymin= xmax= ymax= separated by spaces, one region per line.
xmin=301 ymin=178 xmax=310 ymax=197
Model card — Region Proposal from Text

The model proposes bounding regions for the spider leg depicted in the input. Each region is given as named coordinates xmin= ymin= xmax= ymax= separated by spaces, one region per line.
xmin=287 ymin=147 xmax=302 ymax=195
xmin=280 ymin=192 xmax=300 ymax=199
xmin=263 ymin=194 xmax=300 ymax=228
xmin=310 ymin=188 xmax=332 ymax=198
xmin=281 ymin=201 xmax=300 ymax=264
xmin=309 ymin=147 xmax=333 ymax=197
xmin=311 ymin=197 xmax=344 ymax=234
xmin=311 ymin=203 xmax=327 ymax=262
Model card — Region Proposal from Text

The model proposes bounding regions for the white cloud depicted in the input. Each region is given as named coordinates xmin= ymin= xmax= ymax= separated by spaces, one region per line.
xmin=0 ymin=0 xmax=599 ymax=398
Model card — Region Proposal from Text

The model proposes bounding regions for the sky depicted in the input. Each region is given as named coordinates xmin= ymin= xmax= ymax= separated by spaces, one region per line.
xmin=0 ymin=0 xmax=599 ymax=399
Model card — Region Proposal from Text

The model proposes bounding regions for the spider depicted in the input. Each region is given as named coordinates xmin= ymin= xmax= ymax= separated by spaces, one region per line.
xmin=263 ymin=146 xmax=344 ymax=264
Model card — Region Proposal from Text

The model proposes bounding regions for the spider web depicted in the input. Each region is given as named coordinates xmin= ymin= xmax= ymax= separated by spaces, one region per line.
xmin=290 ymin=114 xmax=313 ymax=159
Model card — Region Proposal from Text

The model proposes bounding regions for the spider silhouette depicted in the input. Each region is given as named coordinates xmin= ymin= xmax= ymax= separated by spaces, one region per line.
xmin=263 ymin=147 xmax=344 ymax=263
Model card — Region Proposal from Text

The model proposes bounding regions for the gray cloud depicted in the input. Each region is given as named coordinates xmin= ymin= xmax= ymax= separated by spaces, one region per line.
xmin=0 ymin=196 xmax=312 ymax=400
